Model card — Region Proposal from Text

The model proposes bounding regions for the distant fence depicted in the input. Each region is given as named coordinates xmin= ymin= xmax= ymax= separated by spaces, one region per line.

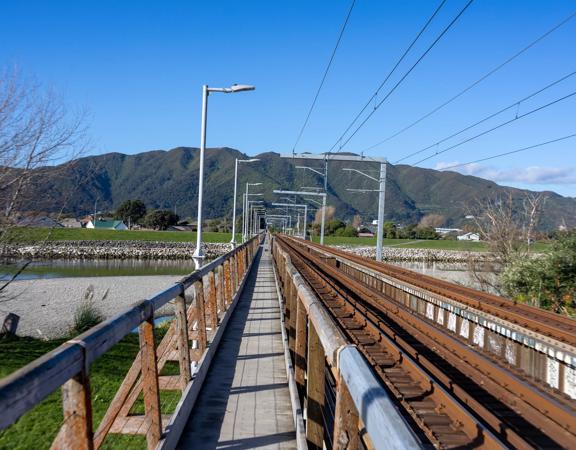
xmin=0 ymin=234 xmax=262 ymax=449
xmin=272 ymin=236 xmax=423 ymax=450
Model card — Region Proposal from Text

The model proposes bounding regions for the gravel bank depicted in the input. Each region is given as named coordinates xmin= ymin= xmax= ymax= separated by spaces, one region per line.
xmin=0 ymin=240 xmax=230 ymax=260
xmin=332 ymin=245 xmax=489 ymax=262
xmin=1 ymin=275 xmax=180 ymax=339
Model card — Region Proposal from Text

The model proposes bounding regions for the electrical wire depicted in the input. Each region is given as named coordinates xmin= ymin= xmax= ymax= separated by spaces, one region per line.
xmin=364 ymin=10 xmax=576 ymax=152
xmin=395 ymin=70 xmax=576 ymax=163
xmin=291 ymin=0 xmax=356 ymax=154
xmin=436 ymin=133 xmax=576 ymax=171
xmin=410 ymin=89 xmax=576 ymax=166
xmin=331 ymin=0 xmax=475 ymax=153
xmin=324 ymin=0 xmax=447 ymax=154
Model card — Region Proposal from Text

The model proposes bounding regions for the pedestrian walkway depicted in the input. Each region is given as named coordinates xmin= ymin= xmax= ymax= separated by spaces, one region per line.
xmin=177 ymin=239 xmax=296 ymax=449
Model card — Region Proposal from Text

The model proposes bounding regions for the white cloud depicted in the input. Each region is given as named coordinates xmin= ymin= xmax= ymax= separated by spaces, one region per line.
xmin=434 ymin=162 xmax=576 ymax=185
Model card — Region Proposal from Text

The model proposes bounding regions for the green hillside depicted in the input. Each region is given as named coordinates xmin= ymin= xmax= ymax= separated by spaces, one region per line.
xmin=19 ymin=147 xmax=576 ymax=230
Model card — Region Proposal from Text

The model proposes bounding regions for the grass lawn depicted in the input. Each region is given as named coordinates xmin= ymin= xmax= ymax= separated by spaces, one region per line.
xmin=0 ymin=325 xmax=179 ymax=449
xmin=5 ymin=227 xmax=241 ymax=244
xmin=310 ymin=235 xmax=551 ymax=252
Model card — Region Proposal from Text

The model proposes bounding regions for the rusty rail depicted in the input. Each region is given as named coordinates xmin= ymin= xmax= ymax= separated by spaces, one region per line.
xmin=272 ymin=236 xmax=423 ymax=450
xmin=0 ymin=235 xmax=262 ymax=449
xmin=274 ymin=234 xmax=576 ymax=449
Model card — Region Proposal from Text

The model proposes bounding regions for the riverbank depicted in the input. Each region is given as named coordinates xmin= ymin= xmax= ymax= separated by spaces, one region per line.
xmin=333 ymin=245 xmax=491 ymax=262
xmin=1 ymin=275 xmax=180 ymax=338
xmin=0 ymin=240 xmax=230 ymax=260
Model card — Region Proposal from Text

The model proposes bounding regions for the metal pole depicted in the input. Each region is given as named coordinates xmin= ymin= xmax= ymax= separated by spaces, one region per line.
xmin=243 ymin=183 xmax=249 ymax=241
xmin=376 ymin=162 xmax=387 ymax=262
xmin=303 ymin=204 xmax=308 ymax=240
xmin=230 ymin=158 xmax=239 ymax=246
xmin=320 ymin=194 xmax=326 ymax=245
xmin=193 ymin=85 xmax=208 ymax=258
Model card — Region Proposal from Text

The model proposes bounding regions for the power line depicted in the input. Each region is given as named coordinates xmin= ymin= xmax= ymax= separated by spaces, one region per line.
xmin=331 ymin=0 xmax=475 ymax=153
xmin=395 ymin=70 xmax=576 ymax=163
xmin=364 ymin=10 xmax=576 ymax=152
xmin=411 ymin=89 xmax=576 ymax=166
xmin=325 ymin=0 xmax=447 ymax=153
xmin=291 ymin=0 xmax=356 ymax=154
xmin=436 ymin=133 xmax=576 ymax=171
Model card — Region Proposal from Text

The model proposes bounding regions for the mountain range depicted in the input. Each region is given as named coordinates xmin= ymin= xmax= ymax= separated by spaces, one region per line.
xmin=20 ymin=147 xmax=576 ymax=230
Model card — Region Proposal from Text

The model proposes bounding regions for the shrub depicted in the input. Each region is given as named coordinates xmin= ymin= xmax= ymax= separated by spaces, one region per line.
xmin=71 ymin=285 xmax=106 ymax=336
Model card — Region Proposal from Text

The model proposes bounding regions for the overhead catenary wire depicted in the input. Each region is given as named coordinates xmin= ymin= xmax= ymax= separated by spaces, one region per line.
xmin=331 ymin=0 xmax=475 ymax=153
xmin=436 ymin=133 xmax=576 ymax=171
xmin=395 ymin=70 xmax=576 ymax=163
xmin=410 ymin=89 xmax=576 ymax=166
xmin=324 ymin=0 xmax=447 ymax=153
xmin=364 ymin=10 xmax=576 ymax=152
xmin=291 ymin=0 xmax=356 ymax=155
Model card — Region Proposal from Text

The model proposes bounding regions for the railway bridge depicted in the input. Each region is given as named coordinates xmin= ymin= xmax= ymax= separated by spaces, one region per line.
xmin=0 ymin=234 xmax=575 ymax=449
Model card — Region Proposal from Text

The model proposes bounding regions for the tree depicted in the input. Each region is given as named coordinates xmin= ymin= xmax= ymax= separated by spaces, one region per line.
xmin=335 ymin=225 xmax=358 ymax=237
xmin=419 ymin=214 xmax=445 ymax=228
xmin=114 ymin=200 xmax=146 ymax=226
xmin=467 ymin=193 xmax=546 ymax=293
xmin=383 ymin=221 xmax=397 ymax=239
xmin=144 ymin=209 xmax=179 ymax=230
xmin=314 ymin=205 xmax=335 ymax=224
xmin=0 ymin=68 xmax=88 ymax=222
xmin=501 ymin=230 xmax=575 ymax=315
xmin=326 ymin=219 xmax=345 ymax=236
xmin=352 ymin=214 xmax=362 ymax=229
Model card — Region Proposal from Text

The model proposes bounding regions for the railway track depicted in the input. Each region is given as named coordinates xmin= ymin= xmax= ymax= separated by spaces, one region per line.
xmin=299 ymin=238 xmax=576 ymax=348
xmin=275 ymin=235 xmax=576 ymax=449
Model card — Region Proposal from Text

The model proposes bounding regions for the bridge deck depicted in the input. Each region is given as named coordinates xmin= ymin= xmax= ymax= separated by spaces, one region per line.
xmin=177 ymin=240 xmax=296 ymax=449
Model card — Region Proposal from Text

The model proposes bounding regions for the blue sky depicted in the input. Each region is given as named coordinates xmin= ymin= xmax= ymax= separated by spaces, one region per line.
xmin=1 ymin=0 xmax=575 ymax=196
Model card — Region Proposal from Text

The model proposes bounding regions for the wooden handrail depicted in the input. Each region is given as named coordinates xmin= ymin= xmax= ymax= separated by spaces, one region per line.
xmin=0 ymin=234 xmax=262 ymax=447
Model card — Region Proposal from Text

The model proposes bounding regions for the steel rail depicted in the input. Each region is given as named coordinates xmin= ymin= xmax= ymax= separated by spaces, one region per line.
xmin=276 ymin=235 xmax=576 ymax=449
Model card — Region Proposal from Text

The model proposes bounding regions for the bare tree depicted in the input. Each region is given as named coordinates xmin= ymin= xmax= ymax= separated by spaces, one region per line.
xmin=419 ymin=213 xmax=445 ymax=228
xmin=352 ymin=214 xmax=362 ymax=229
xmin=314 ymin=205 xmax=335 ymax=224
xmin=467 ymin=192 xmax=546 ymax=293
xmin=0 ymin=67 xmax=88 ymax=223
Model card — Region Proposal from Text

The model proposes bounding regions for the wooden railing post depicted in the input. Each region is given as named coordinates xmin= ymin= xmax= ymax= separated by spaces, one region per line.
xmin=306 ymin=322 xmax=325 ymax=450
xmin=139 ymin=317 xmax=162 ymax=449
xmin=193 ymin=280 xmax=208 ymax=352
xmin=294 ymin=295 xmax=307 ymax=397
xmin=216 ymin=265 xmax=225 ymax=313
xmin=333 ymin=372 xmax=359 ymax=450
xmin=174 ymin=293 xmax=191 ymax=390
xmin=224 ymin=260 xmax=232 ymax=306
xmin=207 ymin=271 xmax=218 ymax=330
xmin=60 ymin=369 xmax=94 ymax=450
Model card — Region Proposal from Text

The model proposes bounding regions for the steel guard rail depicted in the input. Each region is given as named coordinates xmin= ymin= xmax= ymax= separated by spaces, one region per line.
xmin=272 ymin=236 xmax=423 ymax=450
xmin=0 ymin=234 xmax=263 ymax=449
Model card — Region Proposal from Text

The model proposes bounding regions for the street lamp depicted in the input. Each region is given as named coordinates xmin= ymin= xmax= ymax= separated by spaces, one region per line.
xmin=231 ymin=158 xmax=259 ymax=247
xmin=193 ymin=83 xmax=255 ymax=259
xmin=243 ymin=182 xmax=262 ymax=242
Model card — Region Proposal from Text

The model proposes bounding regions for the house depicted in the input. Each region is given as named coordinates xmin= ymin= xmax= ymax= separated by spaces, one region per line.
xmin=457 ymin=232 xmax=480 ymax=241
xmin=435 ymin=227 xmax=462 ymax=235
xmin=358 ymin=232 xmax=375 ymax=238
xmin=60 ymin=218 xmax=82 ymax=228
xmin=86 ymin=220 xmax=128 ymax=230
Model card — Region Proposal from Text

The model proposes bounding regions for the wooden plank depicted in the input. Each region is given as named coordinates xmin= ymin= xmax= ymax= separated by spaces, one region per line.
xmin=57 ymin=372 xmax=94 ymax=450
xmin=207 ymin=271 xmax=218 ymax=330
xmin=174 ymin=294 xmax=191 ymax=390
xmin=109 ymin=415 xmax=171 ymax=435
xmin=294 ymin=296 xmax=307 ymax=396
xmin=139 ymin=318 xmax=162 ymax=449
xmin=333 ymin=372 xmax=359 ymax=450
xmin=306 ymin=323 xmax=325 ymax=450
xmin=194 ymin=280 xmax=207 ymax=352
xmin=0 ymin=342 xmax=83 ymax=430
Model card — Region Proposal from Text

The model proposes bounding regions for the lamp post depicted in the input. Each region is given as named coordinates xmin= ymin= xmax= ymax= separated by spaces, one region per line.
xmin=243 ymin=183 xmax=262 ymax=242
xmin=231 ymin=158 xmax=259 ymax=247
xmin=193 ymin=84 xmax=255 ymax=259
xmin=273 ymin=190 xmax=326 ymax=244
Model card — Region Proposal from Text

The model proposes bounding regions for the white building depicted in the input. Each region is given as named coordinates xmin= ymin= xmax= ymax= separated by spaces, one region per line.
xmin=457 ymin=232 xmax=480 ymax=241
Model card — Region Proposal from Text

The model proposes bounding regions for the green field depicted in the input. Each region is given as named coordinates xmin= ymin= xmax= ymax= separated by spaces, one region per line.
xmin=0 ymin=327 xmax=179 ymax=449
xmin=5 ymin=227 xmax=241 ymax=243
xmin=309 ymin=235 xmax=550 ymax=252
